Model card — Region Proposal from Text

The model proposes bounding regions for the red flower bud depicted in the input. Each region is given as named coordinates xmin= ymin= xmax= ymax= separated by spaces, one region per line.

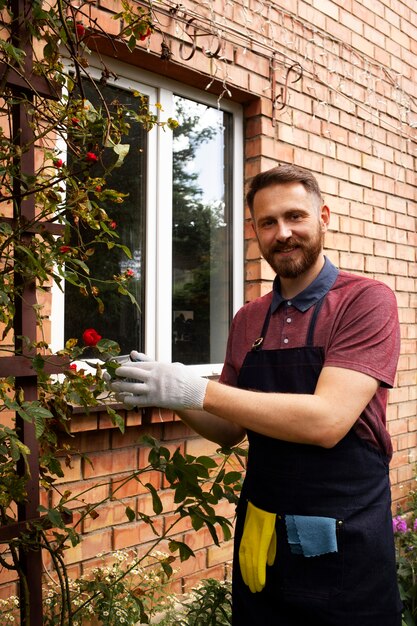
xmin=53 ymin=158 xmax=63 ymax=168
xmin=69 ymin=363 xmax=77 ymax=371
xmin=71 ymin=117 xmax=80 ymax=126
xmin=60 ymin=245 xmax=71 ymax=253
xmin=86 ymin=151 xmax=98 ymax=163
xmin=76 ymin=22 xmax=85 ymax=38
xmin=95 ymin=185 xmax=102 ymax=193
xmin=110 ymin=221 xmax=117 ymax=229
xmin=125 ymin=269 xmax=134 ymax=277
xmin=82 ymin=328 xmax=102 ymax=347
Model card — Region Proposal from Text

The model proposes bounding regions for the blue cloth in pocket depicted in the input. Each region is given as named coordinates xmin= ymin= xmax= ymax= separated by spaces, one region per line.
xmin=285 ymin=515 xmax=338 ymax=557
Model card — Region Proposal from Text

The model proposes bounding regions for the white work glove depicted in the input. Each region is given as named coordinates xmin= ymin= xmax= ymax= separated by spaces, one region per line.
xmin=107 ymin=351 xmax=209 ymax=411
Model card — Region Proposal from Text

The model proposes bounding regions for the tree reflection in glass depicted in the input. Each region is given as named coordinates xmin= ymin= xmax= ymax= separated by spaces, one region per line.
xmin=172 ymin=96 xmax=233 ymax=365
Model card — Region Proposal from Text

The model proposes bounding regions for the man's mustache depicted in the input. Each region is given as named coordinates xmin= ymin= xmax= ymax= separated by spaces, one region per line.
xmin=270 ymin=240 xmax=301 ymax=253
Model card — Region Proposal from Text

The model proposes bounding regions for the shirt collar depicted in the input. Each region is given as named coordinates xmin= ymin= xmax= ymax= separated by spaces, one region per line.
xmin=271 ymin=256 xmax=339 ymax=313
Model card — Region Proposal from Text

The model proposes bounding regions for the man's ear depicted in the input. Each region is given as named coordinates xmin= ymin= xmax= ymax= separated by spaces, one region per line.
xmin=320 ymin=205 xmax=330 ymax=231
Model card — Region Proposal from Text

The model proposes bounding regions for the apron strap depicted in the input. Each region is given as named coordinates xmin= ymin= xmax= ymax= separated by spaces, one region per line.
xmin=306 ymin=296 xmax=326 ymax=346
xmin=251 ymin=306 xmax=272 ymax=350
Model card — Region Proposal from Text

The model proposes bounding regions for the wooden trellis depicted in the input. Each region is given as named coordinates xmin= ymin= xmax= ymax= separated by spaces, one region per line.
xmin=0 ymin=1 xmax=68 ymax=623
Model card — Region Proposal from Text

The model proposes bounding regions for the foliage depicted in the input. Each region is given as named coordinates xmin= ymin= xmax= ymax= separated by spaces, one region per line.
xmin=173 ymin=578 xmax=232 ymax=626
xmin=394 ymin=486 xmax=417 ymax=626
xmin=0 ymin=0 xmax=245 ymax=623
xmin=0 ymin=556 xmax=233 ymax=626
xmin=0 ymin=550 xmax=175 ymax=625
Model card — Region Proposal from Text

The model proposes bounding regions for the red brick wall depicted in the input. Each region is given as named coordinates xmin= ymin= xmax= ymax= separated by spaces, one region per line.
xmin=1 ymin=0 xmax=416 ymax=600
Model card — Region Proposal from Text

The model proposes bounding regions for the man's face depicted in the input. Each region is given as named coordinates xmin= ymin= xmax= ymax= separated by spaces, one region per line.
xmin=251 ymin=182 xmax=329 ymax=278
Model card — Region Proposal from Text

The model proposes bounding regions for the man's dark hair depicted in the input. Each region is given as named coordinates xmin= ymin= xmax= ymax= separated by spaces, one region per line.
xmin=246 ymin=163 xmax=324 ymax=215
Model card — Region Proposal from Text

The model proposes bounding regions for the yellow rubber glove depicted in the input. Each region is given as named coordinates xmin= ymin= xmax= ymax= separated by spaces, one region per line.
xmin=238 ymin=501 xmax=277 ymax=593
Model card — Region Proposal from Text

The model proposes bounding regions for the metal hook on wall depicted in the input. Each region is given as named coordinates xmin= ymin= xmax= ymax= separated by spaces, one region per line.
xmin=271 ymin=61 xmax=303 ymax=124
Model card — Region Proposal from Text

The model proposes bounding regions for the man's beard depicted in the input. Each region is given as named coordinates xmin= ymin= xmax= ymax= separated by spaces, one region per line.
xmin=261 ymin=225 xmax=324 ymax=278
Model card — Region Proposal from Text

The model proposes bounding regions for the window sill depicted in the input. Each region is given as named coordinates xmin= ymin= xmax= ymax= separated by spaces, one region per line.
xmin=67 ymin=403 xmax=178 ymax=434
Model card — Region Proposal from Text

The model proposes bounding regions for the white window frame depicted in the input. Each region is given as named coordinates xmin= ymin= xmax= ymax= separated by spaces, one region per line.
xmin=52 ymin=58 xmax=244 ymax=377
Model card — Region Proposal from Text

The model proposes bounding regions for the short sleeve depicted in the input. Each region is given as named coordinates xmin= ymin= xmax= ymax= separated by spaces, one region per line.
xmin=324 ymin=282 xmax=400 ymax=388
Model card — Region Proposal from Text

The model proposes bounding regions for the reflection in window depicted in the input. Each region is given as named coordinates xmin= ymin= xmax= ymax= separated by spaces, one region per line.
xmin=172 ymin=96 xmax=232 ymax=365
xmin=64 ymin=82 xmax=146 ymax=355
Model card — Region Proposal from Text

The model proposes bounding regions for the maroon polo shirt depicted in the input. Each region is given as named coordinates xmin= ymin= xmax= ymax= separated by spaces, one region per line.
xmin=220 ymin=257 xmax=400 ymax=458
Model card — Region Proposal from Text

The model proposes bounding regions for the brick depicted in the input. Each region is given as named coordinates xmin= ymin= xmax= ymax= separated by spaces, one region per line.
xmin=245 ymin=259 xmax=275 ymax=281
xmin=185 ymin=437 xmax=220 ymax=457
xmin=339 ymin=252 xmax=365 ymax=272
xmin=163 ymin=420 xmax=195 ymax=441
xmin=182 ymin=563 xmax=227 ymax=591
xmin=111 ymin=468 xmax=160 ymax=499
xmin=325 ymin=231 xmax=350 ymax=251
xmin=363 ymin=222 xmax=386 ymax=241
xmin=339 ymin=216 xmax=364 ymax=236
xmin=113 ymin=519 xmax=164 ymax=550
xmin=83 ymin=448 xmax=139 ymax=479
xmin=174 ymin=548 xmax=207 ymax=577
xmin=70 ymin=413 xmax=98 ymax=433
xmin=63 ymin=529 xmax=113 ymax=565
xmin=54 ymin=456 xmax=82 ymax=485
xmin=83 ymin=500 xmax=129 ymax=532
xmin=50 ymin=478 xmax=110 ymax=509
xmin=207 ymin=541 xmax=234 ymax=567
xmin=388 ymin=259 xmax=409 ymax=277
xmin=364 ymin=256 xmax=388 ymax=274
xmin=339 ymin=181 xmax=363 ymax=202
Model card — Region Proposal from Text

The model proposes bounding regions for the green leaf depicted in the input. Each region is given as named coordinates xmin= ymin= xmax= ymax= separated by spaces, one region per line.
xmin=47 ymin=508 xmax=65 ymax=529
xmin=32 ymin=353 xmax=45 ymax=372
xmin=146 ymin=482 xmax=163 ymax=515
xmin=195 ymin=455 xmax=218 ymax=469
xmin=168 ymin=540 xmax=194 ymax=562
xmin=96 ymin=338 xmax=120 ymax=355
xmin=125 ymin=505 xmax=135 ymax=522
xmin=223 ymin=471 xmax=242 ymax=485
xmin=127 ymin=34 xmax=136 ymax=51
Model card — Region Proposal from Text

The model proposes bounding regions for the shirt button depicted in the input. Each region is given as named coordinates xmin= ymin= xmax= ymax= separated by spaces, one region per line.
xmin=287 ymin=300 xmax=292 ymax=306
xmin=283 ymin=338 xmax=289 ymax=344
xmin=286 ymin=317 xmax=292 ymax=323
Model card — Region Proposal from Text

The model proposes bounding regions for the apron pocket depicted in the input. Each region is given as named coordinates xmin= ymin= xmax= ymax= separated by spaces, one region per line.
xmin=275 ymin=515 xmax=345 ymax=600
xmin=285 ymin=514 xmax=338 ymax=557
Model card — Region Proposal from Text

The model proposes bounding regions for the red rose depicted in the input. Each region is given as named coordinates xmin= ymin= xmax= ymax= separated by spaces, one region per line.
xmin=110 ymin=221 xmax=117 ymax=229
xmin=125 ymin=268 xmax=134 ymax=277
xmin=60 ymin=245 xmax=71 ymax=253
xmin=69 ymin=363 xmax=77 ymax=371
xmin=82 ymin=328 xmax=102 ymax=347
xmin=76 ymin=22 xmax=85 ymax=38
xmin=53 ymin=158 xmax=63 ymax=168
xmin=95 ymin=185 xmax=102 ymax=192
xmin=139 ymin=27 xmax=152 ymax=41
xmin=86 ymin=152 xmax=98 ymax=163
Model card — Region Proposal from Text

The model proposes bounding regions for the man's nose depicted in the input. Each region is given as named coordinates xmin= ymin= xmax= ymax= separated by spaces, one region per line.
xmin=275 ymin=221 xmax=292 ymax=241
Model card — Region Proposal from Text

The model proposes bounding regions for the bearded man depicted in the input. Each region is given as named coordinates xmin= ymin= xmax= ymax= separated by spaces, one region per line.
xmin=109 ymin=164 xmax=402 ymax=626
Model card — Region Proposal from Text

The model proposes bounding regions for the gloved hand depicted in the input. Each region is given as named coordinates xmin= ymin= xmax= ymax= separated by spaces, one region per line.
xmin=107 ymin=351 xmax=209 ymax=411
xmin=238 ymin=501 xmax=277 ymax=593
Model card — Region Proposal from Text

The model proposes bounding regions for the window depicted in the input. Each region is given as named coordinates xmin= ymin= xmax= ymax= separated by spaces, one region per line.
xmin=52 ymin=61 xmax=243 ymax=375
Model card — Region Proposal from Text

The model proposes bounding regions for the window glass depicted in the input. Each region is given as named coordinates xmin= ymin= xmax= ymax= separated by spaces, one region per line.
xmin=172 ymin=96 xmax=232 ymax=365
xmin=57 ymin=67 xmax=243 ymax=371
xmin=64 ymin=81 xmax=146 ymax=355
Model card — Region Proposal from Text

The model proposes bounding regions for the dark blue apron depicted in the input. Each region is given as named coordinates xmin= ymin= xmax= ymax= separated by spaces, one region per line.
xmin=232 ymin=297 xmax=402 ymax=626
